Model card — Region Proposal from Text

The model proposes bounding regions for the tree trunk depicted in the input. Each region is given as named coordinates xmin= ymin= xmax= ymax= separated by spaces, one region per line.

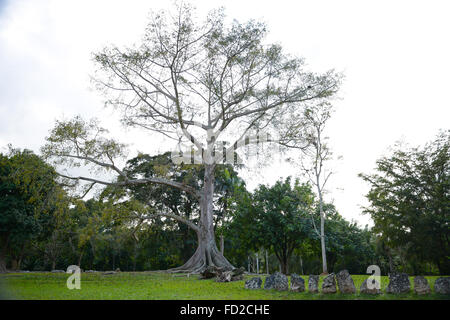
xmin=256 ymin=253 xmax=259 ymax=274
xmin=387 ymin=248 xmax=395 ymax=273
xmin=300 ymin=256 xmax=304 ymax=275
xmin=283 ymin=263 xmax=289 ymax=275
xmin=317 ymin=182 xmax=328 ymax=274
xmin=78 ymin=250 xmax=84 ymax=268
xmin=168 ymin=164 xmax=234 ymax=273
xmin=112 ymin=254 xmax=115 ymax=270
xmin=133 ymin=241 xmax=138 ymax=272
xmin=265 ymin=250 xmax=269 ymax=274
xmin=0 ymin=255 xmax=6 ymax=273
xmin=17 ymin=244 xmax=25 ymax=271
xmin=0 ymin=234 xmax=10 ymax=273
xmin=279 ymin=256 xmax=289 ymax=275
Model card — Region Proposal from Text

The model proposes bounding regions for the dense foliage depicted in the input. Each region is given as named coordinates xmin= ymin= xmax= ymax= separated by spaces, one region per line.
xmin=0 ymin=148 xmax=65 ymax=272
xmin=227 ymin=177 xmax=315 ymax=274
xmin=0 ymin=131 xmax=448 ymax=275
xmin=360 ymin=131 xmax=449 ymax=274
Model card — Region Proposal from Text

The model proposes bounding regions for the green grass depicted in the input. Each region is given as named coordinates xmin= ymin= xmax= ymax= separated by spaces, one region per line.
xmin=0 ymin=272 xmax=448 ymax=300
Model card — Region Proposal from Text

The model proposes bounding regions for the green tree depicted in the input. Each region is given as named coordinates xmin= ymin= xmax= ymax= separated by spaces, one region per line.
xmin=359 ymin=131 xmax=450 ymax=274
xmin=297 ymin=102 xmax=334 ymax=274
xmin=229 ymin=177 xmax=315 ymax=274
xmin=316 ymin=205 xmax=375 ymax=273
xmin=0 ymin=148 xmax=62 ymax=272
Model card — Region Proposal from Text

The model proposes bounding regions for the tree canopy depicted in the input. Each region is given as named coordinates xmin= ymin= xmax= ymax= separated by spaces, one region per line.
xmin=228 ymin=177 xmax=315 ymax=274
xmin=0 ymin=148 xmax=65 ymax=272
xmin=360 ymin=131 xmax=449 ymax=274
xmin=41 ymin=3 xmax=341 ymax=272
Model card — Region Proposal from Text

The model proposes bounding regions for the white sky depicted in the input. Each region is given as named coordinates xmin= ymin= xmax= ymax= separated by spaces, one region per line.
xmin=1 ymin=0 xmax=449 ymax=227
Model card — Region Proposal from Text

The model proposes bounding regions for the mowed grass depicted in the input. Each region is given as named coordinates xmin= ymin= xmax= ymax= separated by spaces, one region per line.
xmin=0 ymin=272 xmax=448 ymax=300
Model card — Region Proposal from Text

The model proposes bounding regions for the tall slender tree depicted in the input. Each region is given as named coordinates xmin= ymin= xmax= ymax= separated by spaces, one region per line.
xmin=42 ymin=3 xmax=341 ymax=272
xmin=298 ymin=102 xmax=334 ymax=274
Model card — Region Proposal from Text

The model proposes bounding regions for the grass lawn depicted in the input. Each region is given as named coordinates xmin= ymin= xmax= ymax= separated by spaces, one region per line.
xmin=0 ymin=272 xmax=448 ymax=300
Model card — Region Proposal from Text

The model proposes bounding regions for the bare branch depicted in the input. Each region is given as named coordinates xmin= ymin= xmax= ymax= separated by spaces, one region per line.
xmin=145 ymin=212 xmax=200 ymax=233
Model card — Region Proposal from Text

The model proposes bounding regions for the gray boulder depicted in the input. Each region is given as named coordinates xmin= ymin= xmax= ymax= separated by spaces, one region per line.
xmin=386 ymin=273 xmax=410 ymax=294
xmin=414 ymin=276 xmax=431 ymax=295
xmin=245 ymin=277 xmax=262 ymax=289
xmin=434 ymin=277 xmax=450 ymax=295
xmin=336 ymin=270 xmax=356 ymax=294
xmin=290 ymin=274 xmax=305 ymax=292
xmin=360 ymin=278 xmax=382 ymax=294
xmin=308 ymin=275 xmax=319 ymax=293
xmin=322 ymin=273 xmax=337 ymax=294
xmin=264 ymin=272 xmax=288 ymax=291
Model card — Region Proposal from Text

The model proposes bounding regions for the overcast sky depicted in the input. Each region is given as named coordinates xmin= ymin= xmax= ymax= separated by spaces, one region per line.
xmin=1 ymin=0 xmax=449 ymax=226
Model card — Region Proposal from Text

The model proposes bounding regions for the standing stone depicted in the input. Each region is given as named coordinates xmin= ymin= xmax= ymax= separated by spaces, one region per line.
xmin=414 ymin=276 xmax=431 ymax=295
xmin=245 ymin=277 xmax=262 ymax=289
xmin=308 ymin=275 xmax=319 ymax=293
xmin=434 ymin=277 xmax=450 ymax=295
xmin=264 ymin=272 xmax=289 ymax=291
xmin=322 ymin=273 xmax=337 ymax=294
xmin=336 ymin=270 xmax=356 ymax=294
xmin=386 ymin=273 xmax=410 ymax=294
xmin=360 ymin=278 xmax=382 ymax=294
xmin=290 ymin=274 xmax=305 ymax=292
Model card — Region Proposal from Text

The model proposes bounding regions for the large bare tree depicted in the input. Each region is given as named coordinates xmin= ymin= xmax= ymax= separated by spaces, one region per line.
xmin=42 ymin=3 xmax=341 ymax=273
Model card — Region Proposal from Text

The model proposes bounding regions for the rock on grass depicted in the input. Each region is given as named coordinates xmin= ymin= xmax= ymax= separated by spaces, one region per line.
xmin=414 ymin=276 xmax=431 ymax=295
xmin=245 ymin=277 xmax=262 ymax=289
xmin=322 ymin=273 xmax=337 ymax=294
xmin=264 ymin=272 xmax=288 ymax=291
xmin=360 ymin=278 xmax=381 ymax=294
xmin=434 ymin=277 xmax=450 ymax=295
xmin=386 ymin=273 xmax=410 ymax=294
xmin=336 ymin=270 xmax=356 ymax=294
xmin=290 ymin=274 xmax=305 ymax=292
xmin=308 ymin=275 xmax=319 ymax=293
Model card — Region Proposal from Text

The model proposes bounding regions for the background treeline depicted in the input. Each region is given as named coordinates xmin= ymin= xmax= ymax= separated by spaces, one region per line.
xmin=0 ymin=131 xmax=448 ymax=275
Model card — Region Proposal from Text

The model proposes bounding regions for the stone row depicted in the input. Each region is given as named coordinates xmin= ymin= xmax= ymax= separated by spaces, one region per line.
xmin=244 ymin=270 xmax=450 ymax=295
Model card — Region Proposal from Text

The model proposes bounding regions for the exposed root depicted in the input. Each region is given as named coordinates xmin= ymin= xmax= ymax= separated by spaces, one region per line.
xmin=167 ymin=243 xmax=234 ymax=274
